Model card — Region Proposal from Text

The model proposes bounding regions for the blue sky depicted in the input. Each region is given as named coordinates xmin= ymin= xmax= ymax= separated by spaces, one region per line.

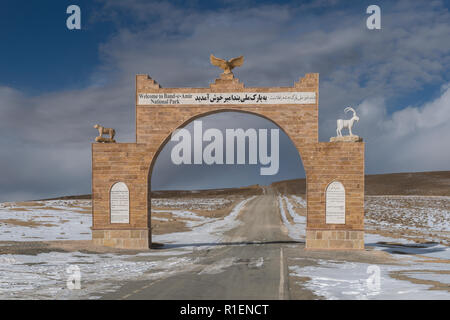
xmin=1 ymin=0 xmax=450 ymax=200
xmin=0 ymin=0 xmax=308 ymax=92
xmin=0 ymin=1 xmax=111 ymax=93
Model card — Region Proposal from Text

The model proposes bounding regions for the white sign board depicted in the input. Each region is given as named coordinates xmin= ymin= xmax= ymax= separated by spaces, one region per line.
xmin=110 ymin=182 xmax=129 ymax=224
xmin=326 ymin=181 xmax=346 ymax=224
xmin=137 ymin=91 xmax=316 ymax=105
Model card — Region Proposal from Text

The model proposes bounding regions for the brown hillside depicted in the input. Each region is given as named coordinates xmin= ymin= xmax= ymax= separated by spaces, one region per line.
xmin=364 ymin=171 xmax=450 ymax=196
xmin=271 ymin=178 xmax=306 ymax=195
xmin=150 ymin=184 xmax=263 ymax=198
xmin=40 ymin=184 xmax=263 ymax=201
xmin=41 ymin=171 xmax=450 ymax=201
xmin=270 ymin=171 xmax=450 ymax=196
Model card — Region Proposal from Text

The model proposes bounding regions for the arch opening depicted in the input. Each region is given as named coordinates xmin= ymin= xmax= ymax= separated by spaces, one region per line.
xmin=147 ymin=110 xmax=307 ymax=245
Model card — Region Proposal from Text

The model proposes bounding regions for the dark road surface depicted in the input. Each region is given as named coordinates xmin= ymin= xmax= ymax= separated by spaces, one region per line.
xmin=101 ymin=192 xmax=317 ymax=299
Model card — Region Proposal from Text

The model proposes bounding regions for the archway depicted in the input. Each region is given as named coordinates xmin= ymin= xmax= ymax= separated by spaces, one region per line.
xmin=91 ymin=71 xmax=365 ymax=250
xmin=147 ymin=110 xmax=307 ymax=245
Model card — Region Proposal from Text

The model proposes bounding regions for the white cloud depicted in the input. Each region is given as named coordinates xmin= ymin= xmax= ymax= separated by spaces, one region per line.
xmin=1 ymin=0 xmax=450 ymax=200
xmin=386 ymin=84 xmax=450 ymax=136
xmin=355 ymin=83 xmax=450 ymax=173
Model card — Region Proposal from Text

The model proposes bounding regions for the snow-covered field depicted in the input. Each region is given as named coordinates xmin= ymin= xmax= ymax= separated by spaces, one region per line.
xmin=154 ymin=196 xmax=256 ymax=246
xmin=365 ymin=196 xmax=450 ymax=245
xmin=0 ymin=194 xmax=449 ymax=299
xmin=0 ymin=250 xmax=198 ymax=299
xmin=151 ymin=197 xmax=232 ymax=211
xmin=0 ymin=197 xmax=254 ymax=299
xmin=289 ymin=231 xmax=450 ymax=299
xmin=0 ymin=200 xmax=91 ymax=241
xmin=0 ymin=197 xmax=236 ymax=242
xmin=286 ymin=195 xmax=450 ymax=300
xmin=289 ymin=255 xmax=450 ymax=300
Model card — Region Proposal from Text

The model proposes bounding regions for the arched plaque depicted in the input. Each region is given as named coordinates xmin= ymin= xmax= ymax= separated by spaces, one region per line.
xmin=326 ymin=181 xmax=345 ymax=224
xmin=110 ymin=182 xmax=129 ymax=223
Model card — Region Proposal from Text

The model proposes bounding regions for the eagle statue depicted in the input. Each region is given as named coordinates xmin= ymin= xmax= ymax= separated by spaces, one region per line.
xmin=210 ymin=54 xmax=244 ymax=74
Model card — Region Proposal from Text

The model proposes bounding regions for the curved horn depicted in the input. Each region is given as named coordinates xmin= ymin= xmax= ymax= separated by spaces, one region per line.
xmin=344 ymin=107 xmax=356 ymax=116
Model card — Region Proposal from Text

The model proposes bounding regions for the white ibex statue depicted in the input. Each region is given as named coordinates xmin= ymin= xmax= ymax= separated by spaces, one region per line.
xmin=336 ymin=107 xmax=359 ymax=137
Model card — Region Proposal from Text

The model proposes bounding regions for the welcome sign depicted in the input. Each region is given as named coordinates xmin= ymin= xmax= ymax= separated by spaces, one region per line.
xmin=137 ymin=91 xmax=316 ymax=105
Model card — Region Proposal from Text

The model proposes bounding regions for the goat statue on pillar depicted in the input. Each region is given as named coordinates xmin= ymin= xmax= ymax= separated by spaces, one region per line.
xmin=336 ymin=107 xmax=359 ymax=137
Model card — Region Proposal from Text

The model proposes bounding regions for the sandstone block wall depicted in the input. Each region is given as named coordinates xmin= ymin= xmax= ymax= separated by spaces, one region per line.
xmin=91 ymin=72 xmax=365 ymax=250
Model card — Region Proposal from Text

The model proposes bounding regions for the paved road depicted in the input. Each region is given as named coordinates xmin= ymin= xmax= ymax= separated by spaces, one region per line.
xmin=101 ymin=192 xmax=314 ymax=300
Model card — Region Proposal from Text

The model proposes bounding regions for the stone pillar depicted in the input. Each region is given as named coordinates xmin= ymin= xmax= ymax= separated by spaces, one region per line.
xmin=305 ymin=141 xmax=365 ymax=250
xmin=91 ymin=143 xmax=152 ymax=249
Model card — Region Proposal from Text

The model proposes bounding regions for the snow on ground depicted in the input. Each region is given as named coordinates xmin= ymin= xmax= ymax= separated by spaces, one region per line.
xmin=286 ymin=195 xmax=450 ymax=299
xmin=0 ymin=250 xmax=198 ymax=299
xmin=0 ymin=197 xmax=247 ymax=244
xmin=153 ymin=196 xmax=256 ymax=246
xmin=152 ymin=209 xmax=212 ymax=229
xmin=291 ymin=226 xmax=450 ymax=300
xmin=0 ymin=200 xmax=91 ymax=241
xmin=151 ymin=197 xmax=232 ymax=211
xmin=366 ymin=233 xmax=450 ymax=260
xmin=365 ymin=232 xmax=416 ymax=245
xmin=365 ymin=196 xmax=450 ymax=244
xmin=289 ymin=256 xmax=450 ymax=300
xmin=284 ymin=196 xmax=306 ymax=225
xmin=1 ymin=194 xmax=449 ymax=299
xmin=0 ymin=196 xmax=255 ymax=299
xmin=278 ymin=196 xmax=306 ymax=240
xmin=292 ymin=195 xmax=307 ymax=208
xmin=403 ymin=272 xmax=450 ymax=285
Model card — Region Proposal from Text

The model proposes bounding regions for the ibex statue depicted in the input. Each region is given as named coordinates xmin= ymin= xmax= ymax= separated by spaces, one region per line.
xmin=94 ymin=124 xmax=116 ymax=143
xmin=336 ymin=107 xmax=359 ymax=137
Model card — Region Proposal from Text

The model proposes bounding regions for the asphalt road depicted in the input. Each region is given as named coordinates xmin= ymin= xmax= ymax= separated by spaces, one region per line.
xmin=100 ymin=191 xmax=317 ymax=300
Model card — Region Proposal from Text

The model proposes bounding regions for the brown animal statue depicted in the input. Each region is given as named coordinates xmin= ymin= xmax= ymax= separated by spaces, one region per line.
xmin=94 ymin=124 xmax=116 ymax=143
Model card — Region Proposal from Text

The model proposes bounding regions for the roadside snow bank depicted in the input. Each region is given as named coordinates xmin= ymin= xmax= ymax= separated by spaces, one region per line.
xmin=278 ymin=196 xmax=305 ymax=240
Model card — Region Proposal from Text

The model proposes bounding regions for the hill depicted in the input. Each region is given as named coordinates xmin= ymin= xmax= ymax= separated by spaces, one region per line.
xmin=271 ymin=171 xmax=450 ymax=196
xmin=40 ymin=171 xmax=450 ymax=200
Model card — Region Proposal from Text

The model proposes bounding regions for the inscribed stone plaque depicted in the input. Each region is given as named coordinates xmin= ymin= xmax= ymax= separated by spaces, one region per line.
xmin=110 ymin=182 xmax=129 ymax=223
xmin=326 ymin=181 xmax=345 ymax=224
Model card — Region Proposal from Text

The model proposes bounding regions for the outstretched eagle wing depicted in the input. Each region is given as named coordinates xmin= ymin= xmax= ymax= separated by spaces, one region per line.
xmin=210 ymin=54 xmax=228 ymax=69
xmin=228 ymin=56 xmax=244 ymax=68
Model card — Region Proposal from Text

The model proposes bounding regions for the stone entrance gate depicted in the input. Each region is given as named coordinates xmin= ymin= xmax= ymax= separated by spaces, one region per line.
xmin=91 ymin=71 xmax=365 ymax=250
